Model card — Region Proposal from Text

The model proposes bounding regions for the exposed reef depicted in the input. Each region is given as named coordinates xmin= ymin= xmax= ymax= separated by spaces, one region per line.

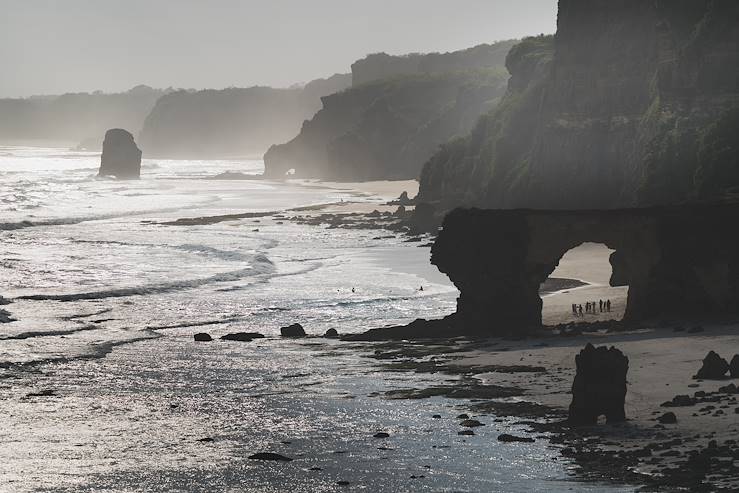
xmin=98 ymin=129 xmax=142 ymax=179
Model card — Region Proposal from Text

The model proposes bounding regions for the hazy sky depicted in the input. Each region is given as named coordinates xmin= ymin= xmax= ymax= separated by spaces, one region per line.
xmin=0 ymin=0 xmax=557 ymax=98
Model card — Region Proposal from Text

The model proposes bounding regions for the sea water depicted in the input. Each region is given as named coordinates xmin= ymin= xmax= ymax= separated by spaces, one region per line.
xmin=0 ymin=147 xmax=633 ymax=492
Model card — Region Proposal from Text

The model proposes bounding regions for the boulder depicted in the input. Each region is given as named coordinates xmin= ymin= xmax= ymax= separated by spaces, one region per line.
xmin=193 ymin=333 xmax=212 ymax=342
xmin=657 ymin=412 xmax=677 ymax=424
xmin=568 ymin=343 xmax=629 ymax=425
xmin=280 ymin=323 xmax=306 ymax=337
xmin=497 ymin=434 xmax=535 ymax=443
xmin=730 ymin=355 xmax=739 ymax=378
xmin=323 ymin=328 xmax=339 ymax=338
xmin=220 ymin=332 xmax=259 ymax=342
xmin=98 ymin=128 xmax=142 ymax=179
xmin=694 ymin=351 xmax=729 ymax=379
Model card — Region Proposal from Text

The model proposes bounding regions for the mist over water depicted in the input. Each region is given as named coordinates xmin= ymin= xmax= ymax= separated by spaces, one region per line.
xmin=0 ymin=148 xmax=632 ymax=492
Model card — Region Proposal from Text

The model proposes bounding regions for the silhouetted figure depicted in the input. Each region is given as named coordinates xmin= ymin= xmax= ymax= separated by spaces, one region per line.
xmin=351 ymin=287 xmax=355 ymax=293
xmin=578 ymin=304 xmax=583 ymax=316
xmin=419 ymin=286 xmax=424 ymax=291
xmin=572 ymin=303 xmax=577 ymax=316
xmin=599 ymin=299 xmax=603 ymax=312
xmin=606 ymin=299 xmax=611 ymax=312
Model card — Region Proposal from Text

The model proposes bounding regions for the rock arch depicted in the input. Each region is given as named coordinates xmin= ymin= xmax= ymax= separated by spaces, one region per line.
xmin=431 ymin=204 xmax=739 ymax=334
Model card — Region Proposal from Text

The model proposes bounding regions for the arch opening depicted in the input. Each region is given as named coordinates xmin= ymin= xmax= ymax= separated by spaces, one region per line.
xmin=539 ymin=242 xmax=629 ymax=326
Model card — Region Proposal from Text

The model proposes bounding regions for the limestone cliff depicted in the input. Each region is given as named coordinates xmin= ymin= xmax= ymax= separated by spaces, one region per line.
xmin=263 ymin=42 xmax=514 ymax=181
xmin=417 ymin=0 xmax=739 ymax=214
xmin=137 ymin=74 xmax=351 ymax=159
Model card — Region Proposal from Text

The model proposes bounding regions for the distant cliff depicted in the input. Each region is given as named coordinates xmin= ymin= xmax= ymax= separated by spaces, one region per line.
xmin=137 ymin=74 xmax=351 ymax=159
xmin=0 ymin=85 xmax=165 ymax=147
xmin=417 ymin=0 xmax=739 ymax=213
xmin=263 ymin=42 xmax=514 ymax=181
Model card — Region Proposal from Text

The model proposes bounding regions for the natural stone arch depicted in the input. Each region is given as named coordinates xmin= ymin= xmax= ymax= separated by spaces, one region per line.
xmin=431 ymin=204 xmax=739 ymax=335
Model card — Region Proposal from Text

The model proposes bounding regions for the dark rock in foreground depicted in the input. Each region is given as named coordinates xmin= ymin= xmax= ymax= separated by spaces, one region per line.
xmin=280 ymin=323 xmax=306 ymax=337
xmin=497 ymin=434 xmax=535 ymax=443
xmin=694 ymin=351 xmax=730 ymax=379
xmin=98 ymin=128 xmax=142 ymax=179
xmin=248 ymin=452 xmax=293 ymax=462
xmin=193 ymin=333 xmax=212 ymax=342
xmin=729 ymin=355 xmax=739 ymax=378
xmin=220 ymin=332 xmax=263 ymax=342
xmin=568 ymin=343 xmax=628 ymax=426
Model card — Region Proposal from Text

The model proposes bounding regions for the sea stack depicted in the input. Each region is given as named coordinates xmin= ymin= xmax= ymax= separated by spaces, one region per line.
xmin=98 ymin=128 xmax=142 ymax=179
xmin=568 ymin=343 xmax=629 ymax=426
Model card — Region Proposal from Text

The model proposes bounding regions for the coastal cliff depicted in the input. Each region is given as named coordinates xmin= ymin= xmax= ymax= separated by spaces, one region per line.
xmin=417 ymin=0 xmax=739 ymax=213
xmin=0 ymin=85 xmax=165 ymax=148
xmin=263 ymin=42 xmax=515 ymax=181
xmin=137 ymin=74 xmax=351 ymax=159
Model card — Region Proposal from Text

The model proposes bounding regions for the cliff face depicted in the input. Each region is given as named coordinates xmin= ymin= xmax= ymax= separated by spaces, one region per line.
xmin=137 ymin=74 xmax=351 ymax=159
xmin=417 ymin=0 xmax=739 ymax=212
xmin=263 ymin=42 xmax=513 ymax=181
xmin=0 ymin=85 xmax=165 ymax=147
xmin=351 ymin=42 xmax=516 ymax=86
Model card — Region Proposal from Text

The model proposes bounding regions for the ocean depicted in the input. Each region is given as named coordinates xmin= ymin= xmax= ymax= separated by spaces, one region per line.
xmin=0 ymin=147 xmax=631 ymax=492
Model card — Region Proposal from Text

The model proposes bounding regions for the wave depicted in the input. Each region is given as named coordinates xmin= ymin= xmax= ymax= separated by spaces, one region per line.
xmin=0 ymin=201 xmax=220 ymax=231
xmin=17 ymin=256 xmax=275 ymax=301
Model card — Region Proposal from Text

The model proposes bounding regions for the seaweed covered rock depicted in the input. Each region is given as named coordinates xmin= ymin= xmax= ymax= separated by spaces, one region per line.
xmin=568 ymin=344 xmax=629 ymax=425
xmin=98 ymin=128 xmax=142 ymax=179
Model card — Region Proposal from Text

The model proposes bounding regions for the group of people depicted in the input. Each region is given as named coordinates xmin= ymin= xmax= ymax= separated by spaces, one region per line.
xmin=572 ymin=299 xmax=611 ymax=317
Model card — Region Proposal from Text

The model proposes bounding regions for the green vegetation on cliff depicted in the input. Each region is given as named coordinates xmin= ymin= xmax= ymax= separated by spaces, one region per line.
xmin=417 ymin=0 xmax=739 ymax=212
xmin=263 ymin=42 xmax=514 ymax=181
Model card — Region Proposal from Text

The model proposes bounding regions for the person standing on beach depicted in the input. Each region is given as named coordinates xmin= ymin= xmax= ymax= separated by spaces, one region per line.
xmin=579 ymin=304 xmax=583 ymax=316
xmin=599 ymin=299 xmax=603 ymax=312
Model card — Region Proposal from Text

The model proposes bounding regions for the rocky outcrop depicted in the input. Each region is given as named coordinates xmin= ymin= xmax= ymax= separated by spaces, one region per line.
xmin=193 ymin=333 xmax=212 ymax=342
xmin=98 ymin=129 xmax=142 ymax=179
xmin=694 ymin=351 xmax=730 ymax=379
xmin=568 ymin=344 xmax=629 ymax=426
xmin=417 ymin=1 xmax=739 ymax=217
xmin=137 ymin=74 xmax=351 ymax=159
xmin=263 ymin=42 xmax=513 ymax=181
xmin=429 ymin=203 xmax=739 ymax=334
xmin=731 ymin=355 xmax=739 ymax=378
xmin=280 ymin=323 xmax=306 ymax=337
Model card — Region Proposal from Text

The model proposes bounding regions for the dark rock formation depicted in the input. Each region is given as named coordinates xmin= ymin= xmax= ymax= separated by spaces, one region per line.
xmin=138 ymin=74 xmax=351 ymax=159
xmin=497 ymin=434 xmax=535 ymax=443
xmin=730 ymin=355 xmax=739 ymax=378
xmin=657 ymin=412 xmax=677 ymax=424
xmin=323 ymin=328 xmax=339 ymax=338
xmin=568 ymin=344 xmax=628 ymax=426
xmin=220 ymin=332 xmax=263 ymax=342
xmin=280 ymin=323 xmax=306 ymax=337
xmin=263 ymin=43 xmax=512 ymax=181
xmin=694 ymin=351 xmax=730 ymax=379
xmin=429 ymin=204 xmax=739 ymax=334
xmin=193 ymin=333 xmax=212 ymax=342
xmin=373 ymin=432 xmax=390 ymax=439
xmin=247 ymin=452 xmax=292 ymax=462
xmin=416 ymin=1 xmax=739 ymax=218
xmin=98 ymin=129 xmax=142 ymax=179
xmin=459 ymin=419 xmax=484 ymax=428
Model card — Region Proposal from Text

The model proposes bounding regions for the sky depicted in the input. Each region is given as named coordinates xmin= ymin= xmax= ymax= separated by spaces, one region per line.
xmin=0 ymin=0 xmax=557 ymax=98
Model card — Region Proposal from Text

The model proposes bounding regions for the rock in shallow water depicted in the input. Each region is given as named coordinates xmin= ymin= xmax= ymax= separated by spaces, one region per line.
xmin=497 ymin=434 xmax=535 ymax=443
xmin=193 ymin=333 xmax=212 ymax=342
xmin=220 ymin=332 xmax=263 ymax=342
xmin=323 ymin=328 xmax=339 ymax=338
xmin=98 ymin=128 xmax=142 ymax=179
xmin=248 ymin=452 xmax=293 ymax=462
xmin=280 ymin=323 xmax=306 ymax=337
